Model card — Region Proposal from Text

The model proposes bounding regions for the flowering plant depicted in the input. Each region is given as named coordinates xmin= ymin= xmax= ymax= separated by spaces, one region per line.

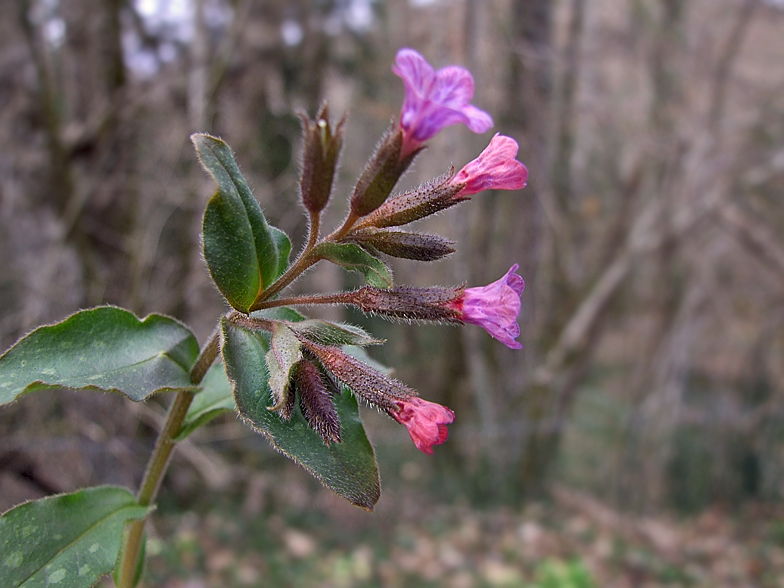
xmin=0 ymin=48 xmax=527 ymax=588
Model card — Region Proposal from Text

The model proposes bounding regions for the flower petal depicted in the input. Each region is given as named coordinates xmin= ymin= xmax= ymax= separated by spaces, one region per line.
xmin=460 ymin=264 xmax=525 ymax=349
xmin=431 ymin=66 xmax=475 ymax=106
xmin=390 ymin=396 xmax=455 ymax=454
xmin=461 ymin=105 xmax=494 ymax=134
xmin=452 ymin=135 xmax=528 ymax=196
xmin=392 ymin=48 xmax=493 ymax=151
xmin=393 ymin=48 xmax=435 ymax=97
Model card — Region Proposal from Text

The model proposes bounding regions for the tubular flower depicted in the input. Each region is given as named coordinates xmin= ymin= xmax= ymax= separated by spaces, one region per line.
xmin=393 ymin=48 xmax=493 ymax=157
xmin=451 ymin=134 xmax=528 ymax=197
xmin=449 ymin=264 xmax=525 ymax=349
xmin=389 ymin=397 xmax=455 ymax=455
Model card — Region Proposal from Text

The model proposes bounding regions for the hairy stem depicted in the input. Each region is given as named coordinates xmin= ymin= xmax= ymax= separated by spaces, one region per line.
xmin=249 ymin=249 xmax=320 ymax=310
xmin=253 ymin=292 xmax=354 ymax=310
xmin=306 ymin=210 xmax=321 ymax=251
xmin=248 ymin=212 xmax=329 ymax=310
xmin=116 ymin=329 xmax=221 ymax=588
xmin=327 ymin=210 xmax=360 ymax=242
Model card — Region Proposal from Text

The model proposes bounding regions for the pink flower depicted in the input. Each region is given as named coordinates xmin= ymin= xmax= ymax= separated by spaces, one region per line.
xmin=390 ymin=396 xmax=455 ymax=455
xmin=451 ymin=134 xmax=528 ymax=196
xmin=393 ymin=48 xmax=493 ymax=157
xmin=450 ymin=264 xmax=525 ymax=349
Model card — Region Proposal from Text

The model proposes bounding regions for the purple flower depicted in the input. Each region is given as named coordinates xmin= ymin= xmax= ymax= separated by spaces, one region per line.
xmin=451 ymin=134 xmax=528 ymax=196
xmin=393 ymin=48 xmax=493 ymax=157
xmin=449 ymin=264 xmax=525 ymax=349
xmin=389 ymin=396 xmax=455 ymax=454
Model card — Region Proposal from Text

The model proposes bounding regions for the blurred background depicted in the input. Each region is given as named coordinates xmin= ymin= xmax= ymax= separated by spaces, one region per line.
xmin=2 ymin=0 xmax=784 ymax=585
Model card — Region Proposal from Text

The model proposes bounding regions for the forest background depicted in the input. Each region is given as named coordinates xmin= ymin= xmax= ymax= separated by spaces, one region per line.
xmin=2 ymin=0 xmax=784 ymax=586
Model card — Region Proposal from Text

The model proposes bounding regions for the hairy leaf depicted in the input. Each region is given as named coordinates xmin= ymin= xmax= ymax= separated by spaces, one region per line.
xmin=0 ymin=486 xmax=151 ymax=588
xmin=221 ymin=319 xmax=381 ymax=510
xmin=287 ymin=320 xmax=382 ymax=347
xmin=193 ymin=134 xmax=283 ymax=312
xmin=311 ymin=242 xmax=393 ymax=288
xmin=0 ymin=307 xmax=199 ymax=405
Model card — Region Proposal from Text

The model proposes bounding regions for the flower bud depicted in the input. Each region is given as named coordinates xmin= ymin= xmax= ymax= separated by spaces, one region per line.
xmin=349 ymin=124 xmax=422 ymax=218
xmin=293 ymin=358 xmax=341 ymax=445
xmin=450 ymin=134 xmax=528 ymax=197
xmin=346 ymin=228 xmax=455 ymax=261
xmin=297 ymin=339 xmax=414 ymax=411
xmin=299 ymin=103 xmax=344 ymax=214
xmin=387 ymin=397 xmax=454 ymax=455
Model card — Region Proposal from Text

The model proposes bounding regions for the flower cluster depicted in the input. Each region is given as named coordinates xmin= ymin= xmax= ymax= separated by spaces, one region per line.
xmin=248 ymin=48 xmax=528 ymax=455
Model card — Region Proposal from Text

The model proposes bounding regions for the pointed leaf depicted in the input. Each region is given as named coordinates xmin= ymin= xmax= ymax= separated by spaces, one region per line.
xmin=287 ymin=320 xmax=383 ymax=347
xmin=265 ymin=324 xmax=303 ymax=411
xmin=0 ymin=486 xmax=152 ymax=588
xmin=175 ymin=362 xmax=236 ymax=441
xmin=193 ymin=133 xmax=282 ymax=312
xmin=0 ymin=307 xmax=199 ymax=405
xmin=312 ymin=242 xmax=393 ymax=288
xmin=221 ymin=319 xmax=381 ymax=510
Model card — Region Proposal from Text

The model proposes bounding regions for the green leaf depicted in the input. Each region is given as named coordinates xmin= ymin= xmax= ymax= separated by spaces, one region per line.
xmin=312 ymin=242 xmax=393 ymax=288
xmin=270 ymin=226 xmax=292 ymax=280
xmin=265 ymin=324 xmax=302 ymax=411
xmin=287 ymin=320 xmax=383 ymax=347
xmin=252 ymin=307 xmax=306 ymax=322
xmin=193 ymin=133 xmax=282 ymax=312
xmin=175 ymin=362 xmax=236 ymax=441
xmin=0 ymin=307 xmax=199 ymax=406
xmin=221 ymin=319 xmax=381 ymax=510
xmin=0 ymin=486 xmax=152 ymax=588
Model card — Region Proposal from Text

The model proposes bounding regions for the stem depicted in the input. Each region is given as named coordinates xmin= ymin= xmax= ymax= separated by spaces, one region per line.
xmin=250 ymin=248 xmax=320 ymax=309
xmin=327 ymin=210 xmax=359 ymax=242
xmin=116 ymin=329 xmax=221 ymax=588
xmin=253 ymin=292 xmax=354 ymax=310
xmin=306 ymin=210 xmax=321 ymax=251
xmin=248 ymin=212 xmax=327 ymax=311
xmin=250 ymin=207 xmax=366 ymax=312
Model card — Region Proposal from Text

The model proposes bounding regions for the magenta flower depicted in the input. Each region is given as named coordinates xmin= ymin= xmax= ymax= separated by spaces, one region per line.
xmin=390 ymin=396 xmax=455 ymax=455
xmin=451 ymin=134 xmax=528 ymax=196
xmin=449 ymin=264 xmax=525 ymax=349
xmin=393 ymin=48 xmax=493 ymax=157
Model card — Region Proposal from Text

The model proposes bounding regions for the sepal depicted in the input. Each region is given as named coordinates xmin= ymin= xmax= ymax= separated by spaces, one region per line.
xmin=346 ymin=228 xmax=455 ymax=261
xmin=350 ymin=124 xmax=422 ymax=217
xmin=342 ymin=285 xmax=465 ymax=323
xmin=355 ymin=173 xmax=465 ymax=229
xmin=298 ymin=339 xmax=415 ymax=411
